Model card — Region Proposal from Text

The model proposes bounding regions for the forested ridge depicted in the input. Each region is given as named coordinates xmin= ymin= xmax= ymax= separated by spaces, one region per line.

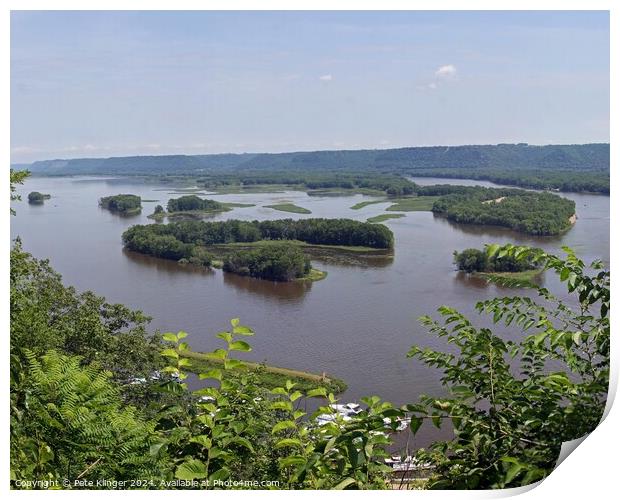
xmin=26 ymin=143 xmax=609 ymax=194
xmin=9 ymin=170 xmax=610 ymax=490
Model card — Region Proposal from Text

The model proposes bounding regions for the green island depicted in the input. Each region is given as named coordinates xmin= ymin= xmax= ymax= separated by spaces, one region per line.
xmin=386 ymin=196 xmax=439 ymax=212
xmin=99 ymin=194 xmax=142 ymax=214
xmin=367 ymin=213 xmax=405 ymax=224
xmin=122 ymin=218 xmax=393 ymax=281
xmin=148 ymin=195 xmax=254 ymax=221
xmin=179 ymin=350 xmax=345 ymax=394
xmin=350 ymin=199 xmax=389 ymax=210
xmin=264 ymin=203 xmax=312 ymax=214
xmin=27 ymin=191 xmax=51 ymax=204
xmin=453 ymin=247 xmax=543 ymax=286
xmin=428 ymin=185 xmax=576 ymax=236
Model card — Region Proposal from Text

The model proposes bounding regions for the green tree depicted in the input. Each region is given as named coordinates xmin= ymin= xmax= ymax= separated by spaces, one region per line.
xmin=407 ymin=244 xmax=609 ymax=488
xmin=10 ymin=169 xmax=30 ymax=214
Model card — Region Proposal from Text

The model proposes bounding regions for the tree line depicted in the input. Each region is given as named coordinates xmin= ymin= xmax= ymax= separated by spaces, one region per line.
xmin=123 ymin=218 xmax=393 ymax=254
xmin=411 ymin=168 xmax=609 ymax=194
xmin=200 ymin=172 xmax=417 ymax=197
xmin=430 ymin=186 xmax=576 ymax=235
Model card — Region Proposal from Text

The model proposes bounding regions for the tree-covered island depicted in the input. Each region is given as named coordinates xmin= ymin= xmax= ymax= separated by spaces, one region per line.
xmin=453 ymin=247 xmax=543 ymax=286
xmin=99 ymin=194 xmax=142 ymax=214
xmin=27 ymin=191 xmax=51 ymax=204
xmin=122 ymin=218 xmax=393 ymax=281
xmin=148 ymin=194 xmax=246 ymax=220
xmin=428 ymin=186 xmax=576 ymax=235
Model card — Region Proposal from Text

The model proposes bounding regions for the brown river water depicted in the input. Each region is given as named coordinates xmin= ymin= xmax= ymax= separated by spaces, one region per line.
xmin=10 ymin=175 xmax=609 ymax=445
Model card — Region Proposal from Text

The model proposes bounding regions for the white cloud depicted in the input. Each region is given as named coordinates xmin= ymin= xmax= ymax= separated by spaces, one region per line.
xmin=319 ymin=74 xmax=333 ymax=81
xmin=428 ymin=82 xmax=438 ymax=90
xmin=435 ymin=64 xmax=457 ymax=78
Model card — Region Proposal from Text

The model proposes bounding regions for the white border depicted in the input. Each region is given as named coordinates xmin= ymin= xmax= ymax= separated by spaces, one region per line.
xmin=2 ymin=1 xmax=616 ymax=498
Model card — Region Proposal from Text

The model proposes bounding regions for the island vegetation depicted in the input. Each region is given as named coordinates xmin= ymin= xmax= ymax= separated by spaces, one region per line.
xmin=367 ymin=214 xmax=405 ymax=224
xmin=27 ymin=191 xmax=51 ymax=204
xmin=149 ymin=195 xmax=254 ymax=220
xmin=453 ymin=247 xmax=542 ymax=286
xmin=122 ymin=218 xmax=390 ymax=280
xmin=99 ymin=194 xmax=142 ymax=214
xmin=264 ymin=203 xmax=312 ymax=214
xmin=166 ymin=194 xmax=224 ymax=213
xmin=223 ymin=243 xmax=312 ymax=281
xmin=430 ymin=186 xmax=576 ymax=235
xmin=123 ymin=218 xmax=394 ymax=251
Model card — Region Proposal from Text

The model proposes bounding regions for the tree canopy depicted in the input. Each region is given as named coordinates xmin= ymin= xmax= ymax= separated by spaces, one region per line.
xmin=99 ymin=194 xmax=142 ymax=214
xmin=166 ymin=195 xmax=224 ymax=213
xmin=431 ymin=186 xmax=576 ymax=235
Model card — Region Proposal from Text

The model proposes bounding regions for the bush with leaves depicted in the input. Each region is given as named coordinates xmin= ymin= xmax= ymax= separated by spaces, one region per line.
xmin=10 ymin=351 xmax=163 ymax=487
xmin=406 ymin=244 xmax=609 ymax=489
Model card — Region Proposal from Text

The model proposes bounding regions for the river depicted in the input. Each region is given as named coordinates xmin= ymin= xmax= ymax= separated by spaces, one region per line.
xmin=10 ymin=175 xmax=609 ymax=443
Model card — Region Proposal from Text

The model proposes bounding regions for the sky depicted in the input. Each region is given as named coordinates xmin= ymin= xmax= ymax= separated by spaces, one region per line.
xmin=10 ymin=10 xmax=610 ymax=164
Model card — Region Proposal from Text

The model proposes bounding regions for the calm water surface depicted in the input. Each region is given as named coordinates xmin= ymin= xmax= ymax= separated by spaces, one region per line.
xmin=11 ymin=175 xmax=609 ymax=442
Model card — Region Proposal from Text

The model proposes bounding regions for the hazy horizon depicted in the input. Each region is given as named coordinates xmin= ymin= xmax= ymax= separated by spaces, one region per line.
xmin=11 ymin=11 xmax=609 ymax=164
xmin=10 ymin=140 xmax=608 ymax=168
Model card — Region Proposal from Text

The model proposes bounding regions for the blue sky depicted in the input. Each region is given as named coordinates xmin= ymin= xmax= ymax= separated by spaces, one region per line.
xmin=10 ymin=10 xmax=609 ymax=163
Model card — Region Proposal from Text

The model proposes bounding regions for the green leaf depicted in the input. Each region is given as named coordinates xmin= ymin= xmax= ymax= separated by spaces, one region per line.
xmin=270 ymin=401 xmax=293 ymax=412
xmin=306 ymin=387 xmax=327 ymax=398
xmin=290 ymin=391 xmax=303 ymax=402
xmin=228 ymin=436 xmax=254 ymax=453
xmin=410 ymin=416 xmax=423 ymax=435
xmin=233 ymin=325 xmax=254 ymax=335
xmin=276 ymin=438 xmax=303 ymax=449
xmin=160 ymin=348 xmax=179 ymax=359
xmin=334 ymin=477 xmax=357 ymax=490
xmin=190 ymin=435 xmax=212 ymax=449
xmin=216 ymin=331 xmax=233 ymax=343
xmin=162 ymin=332 xmax=178 ymax=343
xmin=505 ymin=463 xmax=523 ymax=484
xmin=198 ymin=369 xmax=222 ymax=381
xmin=230 ymin=318 xmax=240 ymax=327
xmin=175 ymin=459 xmax=207 ymax=480
xmin=177 ymin=331 xmax=188 ymax=340
xmin=229 ymin=340 xmax=251 ymax=352
xmin=272 ymin=420 xmax=297 ymax=434
xmin=279 ymin=456 xmax=306 ymax=468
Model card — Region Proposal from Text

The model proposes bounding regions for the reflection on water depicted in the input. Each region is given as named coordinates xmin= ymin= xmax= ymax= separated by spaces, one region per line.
xmin=453 ymin=270 xmax=545 ymax=290
xmin=122 ymin=248 xmax=216 ymax=277
xmin=223 ymin=272 xmax=313 ymax=301
xmin=435 ymin=214 xmax=563 ymax=245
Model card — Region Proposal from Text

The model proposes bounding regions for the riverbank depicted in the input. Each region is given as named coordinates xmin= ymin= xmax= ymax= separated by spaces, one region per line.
xmin=179 ymin=350 xmax=347 ymax=394
xmin=475 ymin=268 xmax=544 ymax=287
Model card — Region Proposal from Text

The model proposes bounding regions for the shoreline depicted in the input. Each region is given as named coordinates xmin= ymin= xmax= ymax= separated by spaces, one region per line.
xmin=179 ymin=350 xmax=347 ymax=394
